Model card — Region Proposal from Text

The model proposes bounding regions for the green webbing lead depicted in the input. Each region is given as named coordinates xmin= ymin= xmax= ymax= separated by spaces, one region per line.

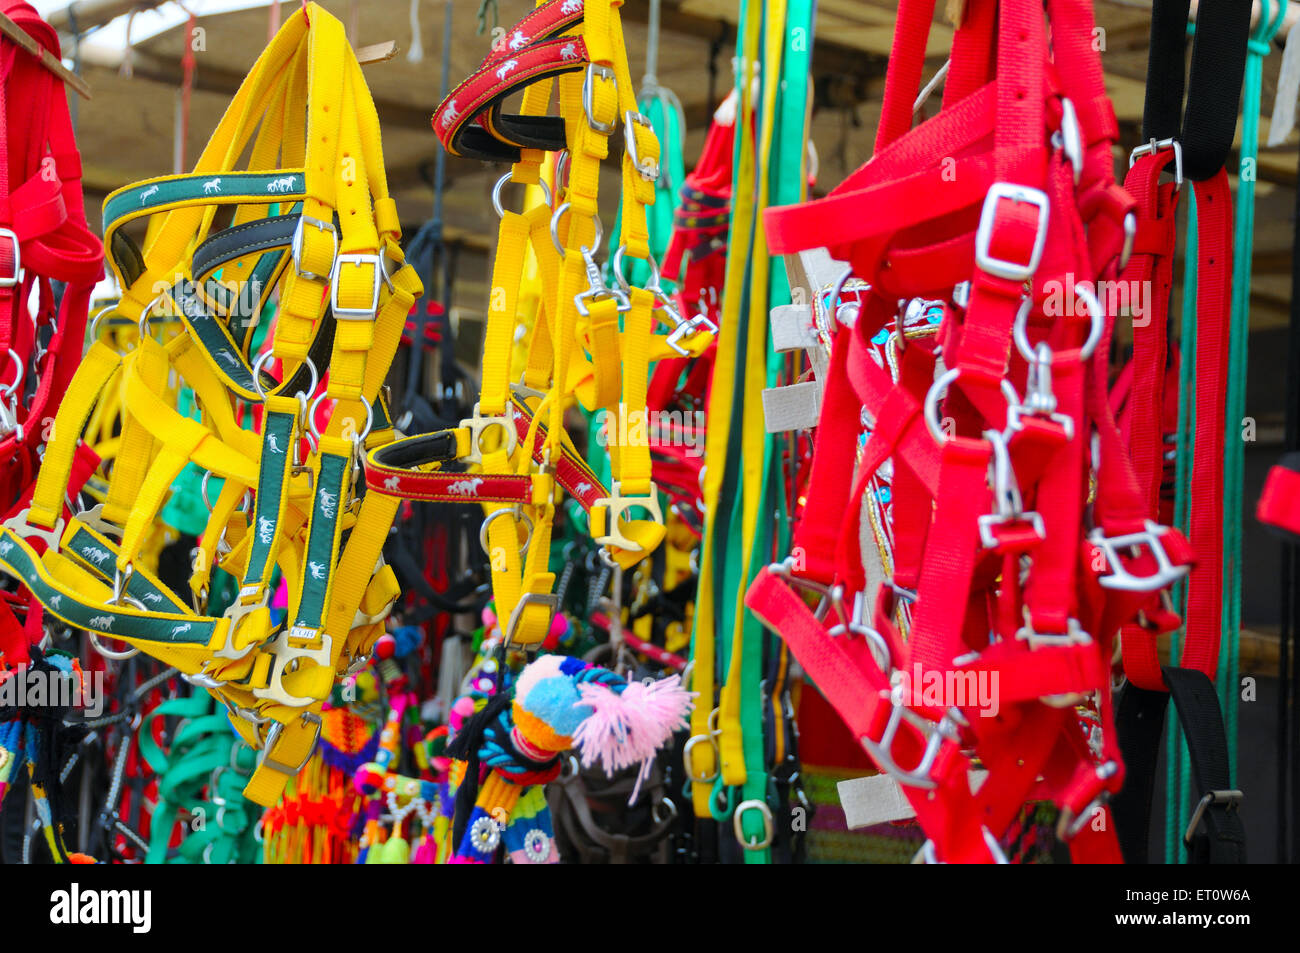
xmin=1223 ymin=0 xmax=1286 ymax=782
xmin=139 ymin=694 xmax=261 ymax=864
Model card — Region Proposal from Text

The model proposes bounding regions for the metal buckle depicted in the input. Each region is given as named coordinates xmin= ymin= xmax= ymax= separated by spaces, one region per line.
xmin=665 ymin=309 xmax=716 ymax=356
xmin=459 ymin=402 xmax=519 ymax=464
xmin=733 ymin=799 xmax=775 ymax=850
xmin=290 ymin=215 xmax=338 ymax=281
xmin=329 ymin=253 xmax=383 ymax=318
xmin=1014 ymin=615 xmax=1092 ymax=651
xmin=623 ymin=110 xmax=659 ymax=180
xmin=258 ymin=711 xmax=323 ymax=776
xmin=73 ymin=503 xmax=125 ymax=540
xmin=682 ymin=733 xmax=720 ymax=783
xmin=1 ymin=508 xmax=63 ymax=553
xmin=591 ymin=480 xmax=664 ymax=552
xmin=503 ymin=591 xmax=560 ymax=652
xmin=974 ymin=183 xmax=1050 ymax=283
xmin=252 ymin=627 xmax=333 ymax=708
xmin=861 ymin=697 xmax=962 ymax=790
xmin=1183 ymin=789 xmax=1243 ymax=846
xmin=1089 ymin=520 xmax=1189 ymax=592
xmin=978 ymin=429 xmax=1046 ymax=549
xmin=0 ymin=227 xmax=20 ymax=287
xmin=582 ymin=63 xmax=617 ymax=134
xmin=1129 ymin=136 xmax=1183 ymax=188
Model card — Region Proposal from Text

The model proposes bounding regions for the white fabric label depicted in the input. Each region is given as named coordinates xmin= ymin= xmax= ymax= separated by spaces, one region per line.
xmin=762 ymin=381 xmax=822 ymax=432
xmin=838 ymin=769 xmax=990 ymax=829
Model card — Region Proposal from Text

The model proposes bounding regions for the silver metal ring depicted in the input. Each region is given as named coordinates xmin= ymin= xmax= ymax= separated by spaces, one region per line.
xmin=200 ymin=471 xmax=251 ymax=514
xmin=88 ymin=305 xmax=120 ymax=342
xmin=1011 ymin=297 xmax=1037 ymax=364
xmin=478 ymin=506 xmax=533 ymax=561
xmin=307 ymin=391 xmax=372 ymax=443
xmin=137 ymin=294 xmax=167 ymax=342
xmin=923 ymin=367 xmax=1021 ymax=445
xmin=1074 ymin=283 xmax=1104 ymax=361
xmin=252 ymin=352 xmax=319 ymax=403
xmin=549 ymin=201 xmax=603 ymax=258
xmin=492 ymin=172 xmax=553 ymax=218
xmin=609 ymin=244 xmax=662 ymax=293
xmin=88 ymin=629 xmax=141 ymax=661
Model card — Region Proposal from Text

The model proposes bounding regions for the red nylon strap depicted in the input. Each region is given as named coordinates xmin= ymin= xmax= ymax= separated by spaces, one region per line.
xmin=906 ymin=436 xmax=993 ymax=675
xmin=0 ymin=0 xmax=101 ymax=515
xmin=751 ymin=0 xmax=1173 ymax=862
xmin=1179 ymin=169 xmax=1232 ymax=680
xmin=1259 ymin=463 xmax=1300 ymax=538
xmin=1119 ymin=154 xmax=1179 ymax=522
xmin=432 ymin=35 xmax=589 ymax=158
xmin=364 ymin=400 xmax=608 ymax=512
xmin=483 ymin=0 xmax=586 ymax=66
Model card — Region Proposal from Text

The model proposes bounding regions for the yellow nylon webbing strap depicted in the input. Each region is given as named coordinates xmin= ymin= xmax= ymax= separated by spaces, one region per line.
xmin=102 ymin=339 xmax=168 ymax=528
xmin=483 ymin=209 xmax=537 ymax=417
xmin=8 ymin=3 xmax=422 ymax=810
xmin=717 ymin=10 xmax=778 ymax=787
xmin=686 ymin=67 xmax=763 ymax=819
xmin=27 ymin=341 xmax=121 ymax=531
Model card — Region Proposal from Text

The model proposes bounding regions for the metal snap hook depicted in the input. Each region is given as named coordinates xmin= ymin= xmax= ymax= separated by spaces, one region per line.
xmin=1 ymin=348 xmax=23 ymax=398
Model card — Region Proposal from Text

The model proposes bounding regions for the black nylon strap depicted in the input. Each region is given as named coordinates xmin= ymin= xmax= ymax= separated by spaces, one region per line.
xmin=1111 ymin=667 xmax=1247 ymax=863
xmin=1142 ymin=0 xmax=1253 ymax=182
xmin=1111 ymin=683 xmax=1170 ymax=863
xmin=192 ymin=214 xmax=299 ymax=281
xmin=1163 ymin=666 xmax=1247 ymax=863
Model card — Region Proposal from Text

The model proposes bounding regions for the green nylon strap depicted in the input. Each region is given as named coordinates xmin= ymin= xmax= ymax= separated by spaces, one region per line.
xmin=239 ymin=403 xmax=298 ymax=604
xmin=0 ymin=529 xmax=217 ymax=645
xmin=702 ymin=0 xmax=811 ymax=863
xmin=140 ymin=695 xmax=260 ymax=864
xmin=293 ymin=449 xmax=350 ymax=632
xmin=1222 ymin=0 xmax=1285 ymax=778
xmin=64 ymin=524 xmax=191 ymax=614
xmin=703 ymin=0 xmax=758 ymax=836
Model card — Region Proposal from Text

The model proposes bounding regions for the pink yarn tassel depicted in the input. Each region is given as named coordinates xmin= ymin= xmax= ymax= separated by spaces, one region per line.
xmin=570 ymin=675 xmax=696 ymax=800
